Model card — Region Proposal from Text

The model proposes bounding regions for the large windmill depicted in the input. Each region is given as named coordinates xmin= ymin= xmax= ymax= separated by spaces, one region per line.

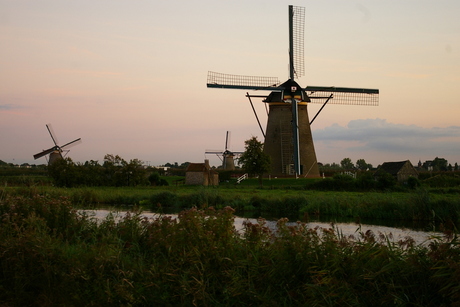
xmin=207 ymin=5 xmax=379 ymax=177
xmin=33 ymin=124 xmax=82 ymax=164
xmin=205 ymin=131 xmax=243 ymax=170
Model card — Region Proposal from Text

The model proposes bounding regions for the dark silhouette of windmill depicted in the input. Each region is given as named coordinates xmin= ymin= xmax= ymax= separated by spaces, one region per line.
xmin=205 ymin=131 xmax=243 ymax=170
xmin=33 ymin=124 xmax=81 ymax=164
xmin=207 ymin=5 xmax=379 ymax=177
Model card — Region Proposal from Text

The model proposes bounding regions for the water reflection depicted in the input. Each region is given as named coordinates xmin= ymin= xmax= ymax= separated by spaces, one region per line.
xmin=237 ymin=211 xmax=439 ymax=233
xmin=80 ymin=209 xmax=443 ymax=246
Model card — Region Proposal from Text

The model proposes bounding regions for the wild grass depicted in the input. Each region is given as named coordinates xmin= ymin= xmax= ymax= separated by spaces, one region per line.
xmin=2 ymin=184 xmax=460 ymax=224
xmin=1 ymin=194 xmax=460 ymax=305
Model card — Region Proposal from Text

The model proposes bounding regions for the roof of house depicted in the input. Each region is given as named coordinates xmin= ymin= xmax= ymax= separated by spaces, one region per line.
xmin=186 ymin=163 xmax=209 ymax=172
xmin=186 ymin=162 xmax=218 ymax=173
xmin=374 ymin=160 xmax=415 ymax=175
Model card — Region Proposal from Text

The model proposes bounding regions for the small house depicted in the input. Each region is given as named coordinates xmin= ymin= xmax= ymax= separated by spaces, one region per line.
xmin=185 ymin=160 xmax=219 ymax=186
xmin=374 ymin=160 xmax=418 ymax=183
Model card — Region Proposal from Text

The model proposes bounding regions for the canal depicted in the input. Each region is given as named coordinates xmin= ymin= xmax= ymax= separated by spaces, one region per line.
xmin=80 ymin=208 xmax=445 ymax=246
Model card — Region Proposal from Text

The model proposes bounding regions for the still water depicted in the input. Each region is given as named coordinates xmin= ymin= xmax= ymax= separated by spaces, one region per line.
xmin=80 ymin=209 xmax=444 ymax=246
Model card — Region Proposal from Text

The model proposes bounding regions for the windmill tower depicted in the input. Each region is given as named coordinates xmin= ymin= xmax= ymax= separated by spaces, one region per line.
xmin=33 ymin=124 xmax=82 ymax=164
xmin=207 ymin=5 xmax=379 ymax=177
xmin=205 ymin=131 xmax=243 ymax=170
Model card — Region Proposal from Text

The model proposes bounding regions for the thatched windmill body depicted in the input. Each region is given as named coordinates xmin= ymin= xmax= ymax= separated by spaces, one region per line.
xmin=207 ymin=5 xmax=379 ymax=177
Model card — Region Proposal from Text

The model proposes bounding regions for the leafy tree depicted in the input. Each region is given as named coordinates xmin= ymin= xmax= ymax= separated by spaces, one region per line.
xmin=121 ymin=158 xmax=147 ymax=186
xmin=148 ymin=172 xmax=169 ymax=186
xmin=164 ymin=162 xmax=180 ymax=168
xmin=103 ymin=155 xmax=147 ymax=186
xmin=356 ymin=159 xmax=372 ymax=171
xmin=238 ymin=136 xmax=271 ymax=185
xmin=432 ymin=157 xmax=448 ymax=171
xmin=162 ymin=162 xmax=190 ymax=169
xmin=103 ymin=154 xmax=125 ymax=186
xmin=47 ymin=154 xmax=148 ymax=187
xmin=179 ymin=162 xmax=190 ymax=169
xmin=321 ymin=162 xmax=341 ymax=169
xmin=340 ymin=158 xmax=354 ymax=170
xmin=103 ymin=154 xmax=123 ymax=166
xmin=319 ymin=162 xmax=341 ymax=171
xmin=80 ymin=160 xmax=104 ymax=186
xmin=425 ymin=157 xmax=449 ymax=172
xmin=48 ymin=157 xmax=79 ymax=187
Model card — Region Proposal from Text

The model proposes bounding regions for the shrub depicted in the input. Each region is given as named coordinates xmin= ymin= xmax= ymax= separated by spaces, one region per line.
xmin=407 ymin=176 xmax=421 ymax=189
xmin=376 ymin=172 xmax=397 ymax=190
xmin=356 ymin=172 xmax=377 ymax=190
xmin=148 ymin=172 xmax=169 ymax=186
xmin=149 ymin=191 xmax=178 ymax=209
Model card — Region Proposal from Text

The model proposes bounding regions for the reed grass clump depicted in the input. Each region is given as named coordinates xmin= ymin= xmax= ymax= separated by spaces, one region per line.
xmin=70 ymin=188 xmax=101 ymax=206
xmin=299 ymin=189 xmax=460 ymax=223
xmin=149 ymin=191 xmax=179 ymax=209
xmin=1 ymin=194 xmax=460 ymax=305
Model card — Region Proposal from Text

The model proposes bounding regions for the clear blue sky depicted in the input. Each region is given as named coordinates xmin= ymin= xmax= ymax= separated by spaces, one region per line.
xmin=1 ymin=1 xmax=459 ymax=167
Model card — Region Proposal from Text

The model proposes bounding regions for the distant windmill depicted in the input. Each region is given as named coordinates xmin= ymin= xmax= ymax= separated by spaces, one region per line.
xmin=205 ymin=131 xmax=243 ymax=170
xmin=33 ymin=124 xmax=82 ymax=164
xmin=207 ymin=5 xmax=379 ymax=177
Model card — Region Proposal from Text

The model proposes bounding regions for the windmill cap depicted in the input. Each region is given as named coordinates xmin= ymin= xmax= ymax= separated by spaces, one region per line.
xmin=263 ymin=79 xmax=310 ymax=104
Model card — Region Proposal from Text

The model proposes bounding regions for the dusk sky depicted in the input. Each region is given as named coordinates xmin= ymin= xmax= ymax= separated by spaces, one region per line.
xmin=1 ymin=1 xmax=459 ymax=168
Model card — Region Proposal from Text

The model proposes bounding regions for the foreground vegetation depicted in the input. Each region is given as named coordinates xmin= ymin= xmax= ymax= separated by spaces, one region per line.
xmin=0 ymin=193 xmax=459 ymax=305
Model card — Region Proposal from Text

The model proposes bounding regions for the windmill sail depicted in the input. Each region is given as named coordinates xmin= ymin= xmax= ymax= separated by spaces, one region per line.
xmin=207 ymin=71 xmax=280 ymax=90
xmin=287 ymin=5 xmax=306 ymax=175
xmin=290 ymin=5 xmax=305 ymax=79
xmin=33 ymin=147 xmax=58 ymax=160
xmin=46 ymin=124 xmax=59 ymax=147
xmin=60 ymin=138 xmax=82 ymax=149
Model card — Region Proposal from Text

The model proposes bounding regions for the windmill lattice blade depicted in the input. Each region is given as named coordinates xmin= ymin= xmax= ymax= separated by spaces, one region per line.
xmin=46 ymin=124 xmax=59 ymax=146
xmin=60 ymin=138 xmax=82 ymax=149
xmin=33 ymin=147 xmax=57 ymax=160
xmin=306 ymin=86 xmax=379 ymax=106
xmin=207 ymin=71 xmax=281 ymax=90
xmin=205 ymin=150 xmax=224 ymax=154
xmin=291 ymin=5 xmax=305 ymax=79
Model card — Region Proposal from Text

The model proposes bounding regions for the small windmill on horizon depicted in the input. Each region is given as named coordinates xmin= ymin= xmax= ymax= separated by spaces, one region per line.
xmin=205 ymin=131 xmax=243 ymax=171
xmin=33 ymin=124 xmax=82 ymax=164
xmin=207 ymin=5 xmax=379 ymax=177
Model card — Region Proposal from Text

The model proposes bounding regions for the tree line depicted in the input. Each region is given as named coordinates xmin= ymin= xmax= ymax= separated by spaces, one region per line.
xmin=47 ymin=154 xmax=157 ymax=188
xmin=321 ymin=157 xmax=458 ymax=172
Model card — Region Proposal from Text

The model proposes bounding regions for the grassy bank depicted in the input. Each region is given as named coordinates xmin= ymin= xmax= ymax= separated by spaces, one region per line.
xmin=0 ymin=194 xmax=459 ymax=305
xmin=2 ymin=184 xmax=460 ymax=224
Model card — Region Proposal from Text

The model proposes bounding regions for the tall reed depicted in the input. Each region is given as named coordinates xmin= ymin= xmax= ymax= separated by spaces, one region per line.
xmin=1 ymin=194 xmax=460 ymax=305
